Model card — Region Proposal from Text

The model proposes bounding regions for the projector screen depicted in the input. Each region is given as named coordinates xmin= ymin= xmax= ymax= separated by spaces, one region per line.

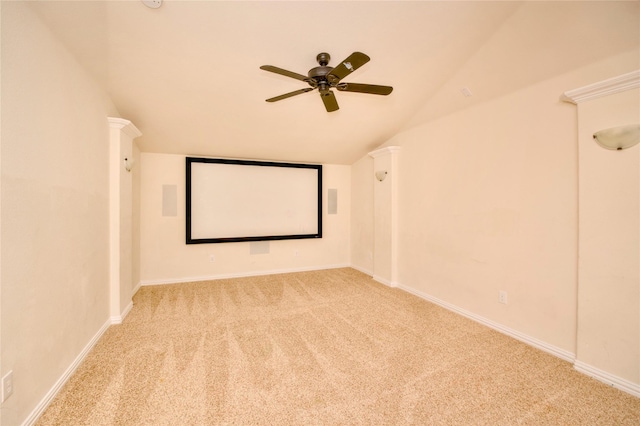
xmin=186 ymin=157 xmax=322 ymax=244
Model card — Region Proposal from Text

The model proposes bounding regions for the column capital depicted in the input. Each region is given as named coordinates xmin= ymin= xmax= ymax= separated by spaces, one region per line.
xmin=368 ymin=146 xmax=401 ymax=158
xmin=108 ymin=117 xmax=142 ymax=139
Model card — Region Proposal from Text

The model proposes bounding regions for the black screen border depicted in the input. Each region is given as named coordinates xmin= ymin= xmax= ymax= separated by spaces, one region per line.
xmin=186 ymin=157 xmax=323 ymax=244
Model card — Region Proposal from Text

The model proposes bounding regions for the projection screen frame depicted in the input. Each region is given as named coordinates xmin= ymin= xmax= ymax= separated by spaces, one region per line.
xmin=186 ymin=157 xmax=323 ymax=244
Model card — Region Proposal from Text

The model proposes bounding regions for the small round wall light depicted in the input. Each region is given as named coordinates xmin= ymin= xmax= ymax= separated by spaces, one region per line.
xmin=593 ymin=124 xmax=640 ymax=151
xmin=142 ymin=0 xmax=162 ymax=9
xmin=124 ymin=157 xmax=135 ymax=172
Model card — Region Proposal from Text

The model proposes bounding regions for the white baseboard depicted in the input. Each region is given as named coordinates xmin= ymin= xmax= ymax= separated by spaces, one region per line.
xmin=22 ymin=319 xmax=112 ymax=426
xmin=372 ymin=275 xmax=398 ymax=288
xmin=348 ymin=264 xmax=396 ymax=287
xmin=397 ymin=282 xmax=640 ymax=399
xmin=397 ymin=283 xmax=576 ymax=363
xmin=18 ymin=270 xmax=640 ymax=426
xmin=574 ymin=360 xmax=640 ymax=398
xmin=349 ymin=264 xmax=374 ymax=277
xmin=139 ymin=263 xmax=350 ymax=286
xmin=349 ymin=265 xmax=398 ymax=287
xmin=110 ymin=300 xmax=133 ymax=325
xmin=132 ymin=281 xmax=142 ymax=297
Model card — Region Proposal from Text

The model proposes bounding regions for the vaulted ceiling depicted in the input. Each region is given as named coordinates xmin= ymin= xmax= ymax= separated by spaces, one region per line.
xmin=29 ymin=1 xmax=639 ymax=164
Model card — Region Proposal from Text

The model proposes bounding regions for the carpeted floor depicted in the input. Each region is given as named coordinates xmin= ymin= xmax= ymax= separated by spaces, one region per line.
xmin=37 ymin=268 xmax=640 ymax=425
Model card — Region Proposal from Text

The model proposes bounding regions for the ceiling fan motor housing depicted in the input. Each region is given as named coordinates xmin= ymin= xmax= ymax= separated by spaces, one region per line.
xmin=308 ymin=52 xmax=334 ymax=88
xmin=308 ymin=66 xmax=333 ymax=82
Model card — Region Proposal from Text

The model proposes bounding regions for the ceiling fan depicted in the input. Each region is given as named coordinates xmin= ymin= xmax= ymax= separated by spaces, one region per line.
xmin=260 ymin=52 xmax=393 ymax=112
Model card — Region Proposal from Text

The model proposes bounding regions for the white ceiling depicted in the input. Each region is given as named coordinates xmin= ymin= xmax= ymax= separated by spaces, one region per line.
xmin=29 ymin=1 xmax=639 ymax=165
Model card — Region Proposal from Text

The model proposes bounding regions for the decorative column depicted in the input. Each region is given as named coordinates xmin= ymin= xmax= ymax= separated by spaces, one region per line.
xmin=108 ymin=117 xmax=142 ymax=323
xmin=562 ymin=70 xmax=640 ymax=395
xmin=368 ymin=146 xmax=400 ymax=287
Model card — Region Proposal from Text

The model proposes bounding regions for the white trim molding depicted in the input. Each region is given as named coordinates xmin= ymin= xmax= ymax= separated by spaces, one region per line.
xmin=22 ymin=320 xmax=112 ymax=426
xmin=132 ymin=281 xmax=142 ymax=297
xmin=139 ymin=264 xmax=351 ymax=287
xmin=368 ymin=145 xmax=401 ymax=158
xmin=350 ymin=264 xmax=374 ymax=278
xmin=110 ymin=301 xmax=133 ymax=325
xmin=574 ymin=361 xmax=640 ymax=398
xmin=107 ymin=117 xmax=142 ymax=139
xmin=372 ymin=275 xmax=398 ymax=288
xmin=397 ymin=283 xmax=576 ymax=363
xmin=561 ymin=69 xmax=640 ymax=104
xmin=399 ymin=282 xmax=640 ymax=398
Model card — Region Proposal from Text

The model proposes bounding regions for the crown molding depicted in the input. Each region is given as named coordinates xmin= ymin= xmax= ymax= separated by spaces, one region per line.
xmin=561 ymin=70 xmax=640 ymax=104
xmin=368 ymin=146 xmax=401 ymax=158
xmin=108 ymin=117 xmax=142 ymax=139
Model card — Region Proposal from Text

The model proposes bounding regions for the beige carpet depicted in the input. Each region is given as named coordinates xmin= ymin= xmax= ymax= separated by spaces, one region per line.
xmin=37 ymin=268 xmax=640 ymax=425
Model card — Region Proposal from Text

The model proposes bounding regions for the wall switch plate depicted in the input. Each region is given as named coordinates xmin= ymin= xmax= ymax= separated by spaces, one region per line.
xmin=209 ymin=255 xmax=215 ymax=262
xmin=499 ymin=291 xmax=508 ymax=304
xmin=2 ymin=370 xmax=14 ymax=402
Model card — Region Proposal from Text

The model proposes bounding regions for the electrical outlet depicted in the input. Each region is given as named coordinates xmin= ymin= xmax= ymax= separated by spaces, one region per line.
xmin=499 ymin=291 xmax=508 ymax=305
xmin=294 ymin=249 xmax=300 ymax=257
xmin=2 ymin=370 xmax=14 ymax=402
xmin=209 ymin=255 xmax=215 ymax=263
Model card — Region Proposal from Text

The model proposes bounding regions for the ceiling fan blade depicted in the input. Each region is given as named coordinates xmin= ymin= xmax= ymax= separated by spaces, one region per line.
xmin=336 ymin=82 xmax=393 ymax=95
xmin=266 ymin=88 xmax=314 ymax=102
xmin=326 ymin=52 xmax=370 ymax=84
xmin=260 ymin=65 xmax=309 ymax=82
xmin=321 ymin=90 xmax=339 ymax=112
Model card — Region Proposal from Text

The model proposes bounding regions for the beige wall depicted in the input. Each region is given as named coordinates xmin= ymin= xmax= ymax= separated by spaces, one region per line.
xmin=350 ymin=155 xmax=374 ymax=275
xmin=351 ymin=52 xmax=639 ymax=363
xmin=1 ymin=2 xmax=118 ymax=424
xmin=1 ymin=2 xmax=638 ymax=424
xmin=132 ymin=143 xmax=142 ymax=293
xmin=395 ymin=71 xmax=577 ymax=353
xmin=139 ymin=153 xmax=351 ymax=284
xmin=576 ymin=87 xmax=640 ymax=385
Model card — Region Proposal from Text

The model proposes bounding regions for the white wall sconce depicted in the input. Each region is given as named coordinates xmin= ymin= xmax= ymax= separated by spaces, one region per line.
xmin=142 ymin=0 xmax=162 ymax=9
xmin=593 ymin=124 xmax=640 ymax=151
xmin=124 ymin=157 xmax=135 ymax=172
xmin=375 ymin=170 xmax=388 ymax=182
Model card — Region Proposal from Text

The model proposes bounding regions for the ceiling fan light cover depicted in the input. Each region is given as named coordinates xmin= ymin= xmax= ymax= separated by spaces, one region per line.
xmin=593 ymin=124 xmax=640 ymax=150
